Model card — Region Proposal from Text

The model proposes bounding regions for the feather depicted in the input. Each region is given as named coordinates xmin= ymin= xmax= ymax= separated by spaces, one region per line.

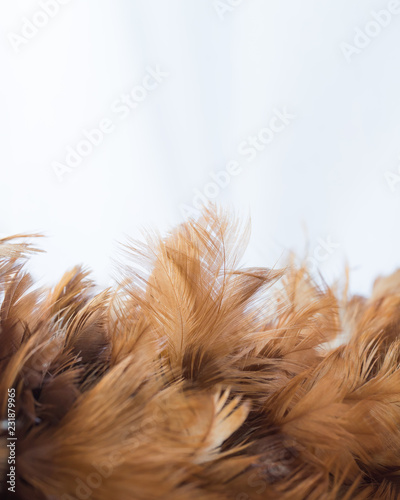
xmin=2 ymin=211 xmax=400 ymax=499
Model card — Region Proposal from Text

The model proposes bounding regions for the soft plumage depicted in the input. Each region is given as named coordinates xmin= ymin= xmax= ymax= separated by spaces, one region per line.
xmin=1 ymin=210 xmax=400 ymax=499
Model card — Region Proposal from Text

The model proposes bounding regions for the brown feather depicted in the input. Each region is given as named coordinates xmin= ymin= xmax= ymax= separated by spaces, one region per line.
xmin=1 ymin=210 xmax=400 ymax=499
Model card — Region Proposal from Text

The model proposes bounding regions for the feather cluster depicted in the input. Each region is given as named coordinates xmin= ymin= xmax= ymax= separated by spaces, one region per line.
xmin=1 ymin=210 xmax=400 ymax=500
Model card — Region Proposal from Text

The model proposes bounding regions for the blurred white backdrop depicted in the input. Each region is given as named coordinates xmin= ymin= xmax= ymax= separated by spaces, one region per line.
xmin=0 ymin=0 xmax=399 ymax=294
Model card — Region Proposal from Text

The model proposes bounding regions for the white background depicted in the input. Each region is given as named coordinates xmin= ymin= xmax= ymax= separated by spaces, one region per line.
xmin=1 ymin=0 xmax=399 ymax=295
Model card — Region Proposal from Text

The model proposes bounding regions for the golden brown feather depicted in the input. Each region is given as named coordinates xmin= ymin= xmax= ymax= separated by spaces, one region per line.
xmin=1 ymin=210 xmax=400 ymax=499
